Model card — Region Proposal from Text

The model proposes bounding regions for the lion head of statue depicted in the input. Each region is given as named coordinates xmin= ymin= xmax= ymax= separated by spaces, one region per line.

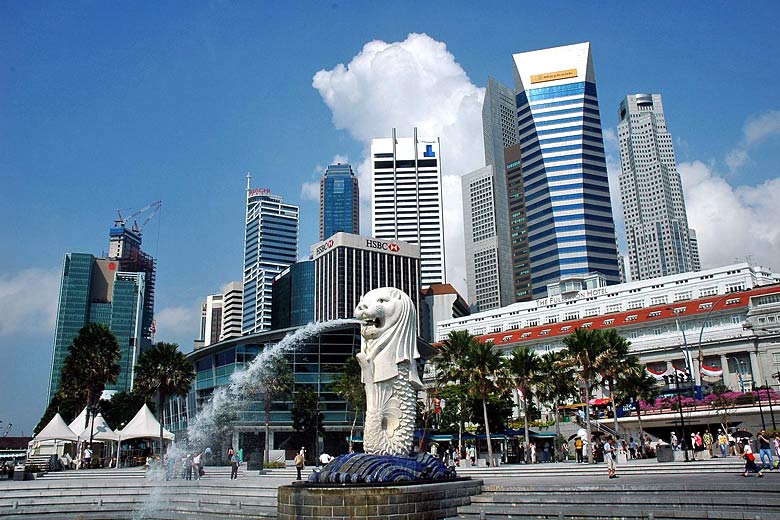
xmin=354 ymin=287 xmax=421 ymax=387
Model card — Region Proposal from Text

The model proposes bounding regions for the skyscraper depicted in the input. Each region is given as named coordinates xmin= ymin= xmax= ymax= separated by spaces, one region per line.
xmin=460 ymin=78 xmax=517 ymax=311
xmin=271 ymin=261 xmax=314 ymax=330
xmin=504 ymin=144 xmax=532 ymax=301
xmin=618 ymin=93 xmax=701 ymax=280
xmin=512 ymin=42 xmax=621 ymax=297
xmin=48 ymin=223 xmax=155 ymax=402
xmin=320 ymin=163 xmax=359 ymax=240
xmin=371 ymin=128 xmax=446 ymax=286
xmin=242 ymin=176 xmax=299 ymax=334
xmin=311 ymin=232 xmax=421 ymax=324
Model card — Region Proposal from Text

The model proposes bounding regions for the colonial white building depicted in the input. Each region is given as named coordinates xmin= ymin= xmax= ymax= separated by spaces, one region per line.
xmin=437 ymin=263 xmax=780 ymax=394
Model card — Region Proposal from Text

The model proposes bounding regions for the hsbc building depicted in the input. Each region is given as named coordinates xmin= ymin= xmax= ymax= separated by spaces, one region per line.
xmin=311 ymin=232 xmax=421 ymax=323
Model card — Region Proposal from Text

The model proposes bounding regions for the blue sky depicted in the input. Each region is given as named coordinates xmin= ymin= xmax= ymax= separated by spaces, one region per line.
xmin=2 ymin=1 xmax=779 ymax=435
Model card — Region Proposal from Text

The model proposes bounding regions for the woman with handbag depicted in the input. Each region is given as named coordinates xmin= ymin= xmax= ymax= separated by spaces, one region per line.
xmin=742 ymin=442 xmax=764 ymax=478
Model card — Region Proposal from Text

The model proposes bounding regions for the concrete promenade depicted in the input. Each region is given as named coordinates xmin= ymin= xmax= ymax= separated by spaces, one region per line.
xmin=0 ymin=457 xmax=778 ymax=519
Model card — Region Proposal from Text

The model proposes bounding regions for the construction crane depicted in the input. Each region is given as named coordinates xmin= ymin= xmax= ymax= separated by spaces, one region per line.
xmin=115 ymin=200 xmax=162 ymax=236
xmin=2 ymin=422 xmax=12 ymax=437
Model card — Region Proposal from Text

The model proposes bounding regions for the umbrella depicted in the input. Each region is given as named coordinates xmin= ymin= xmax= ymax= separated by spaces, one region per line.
xmin=732 ymin=430 xmax=752 ymax=438
xmin=568 ymin=433 xmax=580 ymax=441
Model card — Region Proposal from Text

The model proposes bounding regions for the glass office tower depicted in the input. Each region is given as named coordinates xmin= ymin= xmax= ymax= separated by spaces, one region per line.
xmin=512 ymin=42 xmax=620 ymax=297
xmin=242 ymin=177 xmax=299 ymax=334
xmin=320 ymin=163 xmax=359 ymax=241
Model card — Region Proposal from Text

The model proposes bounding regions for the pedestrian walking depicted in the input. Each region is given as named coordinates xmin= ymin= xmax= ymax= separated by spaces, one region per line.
xmin=574 ymin=437 xmax=584 ymax=463
xmin=742 ymin=443 xmax=764 ymax=478
xmin=628 ymin=437 xmax=637 ymax=460
xmin=703 ymin=430 xmax=714 ymax=457
xmin=774 ymin=434 xmax=780 ymax=464
xmin=230 ymin=452 xmax=239 ymax=480
xmin=693 ymin=432 xmax=704 ymax=461
xmin=757 ymin=430 xmax=774 ymax=470
xmin=192 ymin=452 xmax=203 ymax=480
xmin=184 ymin=455 xmax=193 ymax=480
xmin=604 ymin=437 xmax=617 ymax=479
xmin=82 ymin=446 xmax=92 ymax=469
xmin=294 ymin=451 xmax=305 ymax=480
xmin=727 ymin=429 xmax=736 ymax=456
xmin=717 ymin=429 xmax=728 ymax=458
xmin=670 ymin=432 xmax=678 ymax=451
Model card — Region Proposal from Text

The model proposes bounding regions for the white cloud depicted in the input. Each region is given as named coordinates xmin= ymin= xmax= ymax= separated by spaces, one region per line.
xmin=679 ymin=160 xmax=780 ymax=270
xmin=0 ymin=267 xmax=60 ymax=338
xmin=300 ymin=181 xmax=320 ymax=201
xmin=313 ymin=33 xmax=485 ymax=295
xmin=725 ymin=110 xmax=780 ymax=171
xmin=154 ymin=304 xmax=199 ymax=350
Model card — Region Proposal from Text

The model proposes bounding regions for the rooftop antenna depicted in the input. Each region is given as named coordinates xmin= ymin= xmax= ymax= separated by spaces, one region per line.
xmin=246 ymin=171 xmax=251 ymax=190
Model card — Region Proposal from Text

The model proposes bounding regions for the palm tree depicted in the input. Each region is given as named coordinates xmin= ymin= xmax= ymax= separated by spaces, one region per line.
xmin=597 ymin=329 xmax=632 ymax=436
xmin=329 ymin=356 xmax=365 ymax=453
xmin=537 ymin=350 xmax=577 ymax=461
xmin=60 ymin=323 xmax=121 ymax=440
xmin=256 ymin=354 xmax=293 ymax=465
xmin=463 ymin=340 xmax=506 ymax=467
xmin=134 ymin=342 xmax=194 ymax=454
xmin=506 ymin=347 xmax=540 ymax=463
xmin=562 ymin=328 xmax=606 ymax=464
xmin=614 ymin=359 xmax=659 ymax=458
xmin=436 ymin=330 xmax=476 ymax=456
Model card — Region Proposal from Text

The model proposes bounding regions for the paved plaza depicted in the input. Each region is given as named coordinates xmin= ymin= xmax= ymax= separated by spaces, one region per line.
xmin=1 ymin=456 xmax=778 ymax=519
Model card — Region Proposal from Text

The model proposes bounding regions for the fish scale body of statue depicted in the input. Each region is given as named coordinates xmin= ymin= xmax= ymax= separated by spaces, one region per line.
xmin=354 ymin=287 xmax=422 ymax=456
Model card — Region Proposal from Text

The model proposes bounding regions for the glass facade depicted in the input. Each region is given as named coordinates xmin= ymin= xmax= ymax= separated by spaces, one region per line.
xmin=48 ymin=254 xmax=149 ymax=402
xmin=320 ymin=163 xmax=359 ymax=241
xmin=242 ymin=189 xmax=299 ymax=334
xmin=513 ymin=46 xmax=620 ymax=298
xmin=164 ymin=324 xmax=364 ymax=456
xmin=271 ymin=261 xmax=314 ymax=330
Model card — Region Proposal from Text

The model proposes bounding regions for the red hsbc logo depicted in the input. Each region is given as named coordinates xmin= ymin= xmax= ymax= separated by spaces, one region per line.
xmin=388 ymin=243 xmax=400 ymax=252
xmin=326 ymin=239 xmax=334 ymax=248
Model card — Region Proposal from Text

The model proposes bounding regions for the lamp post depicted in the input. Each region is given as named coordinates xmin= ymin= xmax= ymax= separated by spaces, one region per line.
xmin=695 ymin=293 xmax=734 ymax=399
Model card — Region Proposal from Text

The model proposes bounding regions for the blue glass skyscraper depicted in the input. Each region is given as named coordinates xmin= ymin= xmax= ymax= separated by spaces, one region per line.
xmin=512 ymin=42 xmax=620 ymax=297
xmin=243 ymin=175 xmax=299 ymax=334
xmin=320 ymin=163 xmax=359 ymax=240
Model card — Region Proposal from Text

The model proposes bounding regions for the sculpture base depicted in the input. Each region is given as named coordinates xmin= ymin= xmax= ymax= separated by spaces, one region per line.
xmin=308 ymin=452 xmax=456 ymax=484
xmin=278 ymin=478 xmax=482 ymax=520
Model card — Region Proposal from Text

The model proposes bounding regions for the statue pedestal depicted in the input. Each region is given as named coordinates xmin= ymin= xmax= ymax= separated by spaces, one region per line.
xmin=278 ymin=479 xmax=482 ymax=520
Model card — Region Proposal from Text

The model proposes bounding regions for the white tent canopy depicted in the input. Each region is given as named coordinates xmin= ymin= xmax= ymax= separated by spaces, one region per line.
xmin=117 ymin=404 xmax=174 ymax=441
xmin=35 ymin=413 xmax=78 ymax=442
xmin=68 ymin=408 xmax=119 ymax=442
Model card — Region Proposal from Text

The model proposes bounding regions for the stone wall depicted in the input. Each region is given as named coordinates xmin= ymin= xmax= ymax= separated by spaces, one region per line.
xmin=277 ymin=479 xmax=483 ymax=520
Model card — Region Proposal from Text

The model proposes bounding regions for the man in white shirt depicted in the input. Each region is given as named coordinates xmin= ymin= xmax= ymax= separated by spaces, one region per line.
xmin=192 ymin=452 xmax=202 ymax=480
xmin=319 ymin=453 xmax=333 ymax=466
xmin=82 ymin=446 xmax=92 ymax=469
xmin=603 ymin=437 xmax=617 ymax=479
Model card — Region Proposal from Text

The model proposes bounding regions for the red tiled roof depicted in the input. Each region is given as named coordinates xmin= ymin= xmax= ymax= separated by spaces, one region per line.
xmin=459 ymin=285 xmax=780 ymax=347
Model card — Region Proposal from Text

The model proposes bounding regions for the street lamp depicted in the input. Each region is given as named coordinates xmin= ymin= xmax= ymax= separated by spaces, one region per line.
xmin=695 ymin=293 xmax=734 ymax=399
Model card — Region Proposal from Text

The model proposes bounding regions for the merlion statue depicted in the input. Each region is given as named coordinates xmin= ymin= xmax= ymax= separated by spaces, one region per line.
xmin=354 ymin=287 xmax=422 ymax=456
xmin=307 ymin=287 xmax=455 ymax=483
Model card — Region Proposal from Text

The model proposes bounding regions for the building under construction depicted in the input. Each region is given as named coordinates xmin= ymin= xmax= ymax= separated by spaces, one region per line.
xmin=47 ymin=202 xmax=161 ymax=402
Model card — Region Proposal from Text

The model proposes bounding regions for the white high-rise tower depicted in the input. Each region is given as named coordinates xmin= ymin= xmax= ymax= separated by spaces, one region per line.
xmin=371 ymin=128 xmax=446 ymax=286
xmin=617 ymin=93 xmax=700 ymax=280
xmin=242 ymin=175 xmax=299 ymax=334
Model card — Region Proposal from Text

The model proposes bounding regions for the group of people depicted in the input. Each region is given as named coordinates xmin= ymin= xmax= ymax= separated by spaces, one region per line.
xmin=157 ymin=451 xmax=205 ymax=481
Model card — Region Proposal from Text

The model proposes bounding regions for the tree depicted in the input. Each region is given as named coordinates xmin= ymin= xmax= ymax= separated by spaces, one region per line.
xmin=329 ymin=356 xmax=365 ymax=454
xmin=597 ymin=329 xmax=632 ymax=435
xmin=562 ymin=328 xmax=606 ymax=464
xmin=436 ymin=330 xmax=477 ymax=456
xmin=99 ymin=391 xmax=154 ymax=430
xmin=462 ymin=340 xmax=506 ymax=467
xmin=291 ymin=386 xmax=324 ymax=462
xmin=537 ymin=350 xmax=577 ymax=461
xmin=46 ymin=323 xmax=122 ymax=443
xmin=250 ymin=353 xmax=294 ymax=465
xmin=614 ymin=359 xmax=659 ymax=457
xmin=506 ymin=347 xmax=540 ymax=463
xmin=134 ymin=342 xmax=194 ymax=454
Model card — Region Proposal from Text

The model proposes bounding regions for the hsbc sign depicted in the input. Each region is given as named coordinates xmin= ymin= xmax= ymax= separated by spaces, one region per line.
xmin=314 ymin=239 xmax=335 ymax=256
xmin=366 ymin=239 xmax=401 ymax=253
